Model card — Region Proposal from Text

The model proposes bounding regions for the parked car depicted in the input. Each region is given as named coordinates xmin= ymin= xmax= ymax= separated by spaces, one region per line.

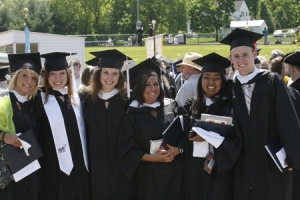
xmin=273 ymin=30 xmax=284 ymax=37
xmin=286 ymin=29 xmax=296 ymax=37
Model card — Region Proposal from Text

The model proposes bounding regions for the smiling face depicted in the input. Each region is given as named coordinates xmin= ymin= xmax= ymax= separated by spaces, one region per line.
xmin=229 ymin=46 xmax=256 ymax=76
xmin=48 ymin=70 xmax=68 ymax=89
xmin=100 ymin=68 xmax=120 ymax=93
xmin=202 ymin=72 xmax=222 ymax=98
xmin=14 ymin=69 xmax=38 ymax=96
xmin=143 ymin=76 xmax=160 ymax=104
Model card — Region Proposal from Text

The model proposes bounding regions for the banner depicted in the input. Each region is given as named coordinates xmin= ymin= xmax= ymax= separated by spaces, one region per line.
xmin=24 ymin=26 xmax=30 ymax=53
xmin=144 ymin=34 xmax=164 ymax=58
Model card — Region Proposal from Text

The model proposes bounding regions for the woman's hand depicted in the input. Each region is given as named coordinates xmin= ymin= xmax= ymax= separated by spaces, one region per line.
xmin=153 ymin=149 xmax=174 ymax=162
xmin=189 ymin=134 xmax=206 ymax=142
xmin=3 ymin=133 xmax=22 ymax=148
xmin=167 ymin=144 xmax=180 ymax=157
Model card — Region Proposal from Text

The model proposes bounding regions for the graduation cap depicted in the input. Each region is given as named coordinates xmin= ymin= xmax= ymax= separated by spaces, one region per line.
xmin=151 ymin=56 xmax=166 ymax=75
xmin=254 ymin=58 xmax=261 ymax=64
xmin=127 ymin=58 xmax=161 ymax=90
xmin=172 ymin=58 xmax=183 ymax=66
xmin=41 ymin=52 xmax=77 ymax=71
xmin=8 ymin=52 xmax=42 ymax=74
xmin=192 ymin=53 xmax=231 ymax=75
xmin=220 ymin=28 xmax=263 ymax=50
xmin=89 ymin=49 xmax=132 ymax=69
xmin=85 ymin=57 xmax=100 ymax=67
xmin=0 ymin=66 xmax=9 ymax=79
xmin=282 ymin=51 xmax=300 ymax=66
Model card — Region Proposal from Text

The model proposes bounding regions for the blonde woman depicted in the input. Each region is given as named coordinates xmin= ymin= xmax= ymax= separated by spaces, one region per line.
xmin=0 ymin=53 xmax=41 ymax=200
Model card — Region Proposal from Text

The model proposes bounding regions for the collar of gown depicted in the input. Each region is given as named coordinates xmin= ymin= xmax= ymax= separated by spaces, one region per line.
xmin=129 ymin=100 xmax=161 ymax=108
xmin=98 ymin=88 xmax=119 ymax=100
xmin=236 ymin=67 xmax=262 ymax=84
xmin=53 ymin=87 xmax=68 ymax=95
xmin=10 ymin=90 xmax=27 ymax=103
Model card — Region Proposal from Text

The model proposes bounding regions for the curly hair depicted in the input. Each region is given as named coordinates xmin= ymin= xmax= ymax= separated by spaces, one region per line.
xmin=87 ymin=68 xmax=126 ymax=102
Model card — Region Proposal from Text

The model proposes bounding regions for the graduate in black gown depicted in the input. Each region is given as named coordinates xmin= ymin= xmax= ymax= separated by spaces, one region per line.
xmin=0 ymin=53 xmax=42 ymax=200
xmin=281 ymin=51 xmax=300 ymax=200
xmin=34 ymin=52 xmax=89 ymax=200
xmin=220 ymin=28 xmax=300 ymax=200
xmin=118 ymin=58 xmax=187 ymax=200
xmin=80 ymin=49 xmax=135 ymax=200
xmin=184 ymin=53 xmax=241 ymax=200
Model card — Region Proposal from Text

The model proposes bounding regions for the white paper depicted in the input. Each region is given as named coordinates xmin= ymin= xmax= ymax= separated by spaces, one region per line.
xmin=193 ymin=141 xmax=209 ymax=158
xmin=150 ymin=139 xmax=163 ymax=154
xmin=13 ymin=160 xmax=41 ymax=182
xmin=192 ymin=127 xmax=225 ymax=148
xmin=19 ymin=139 xmax=31 ymax=156
xmin=276 ymin=147 xmax=287 ymax=169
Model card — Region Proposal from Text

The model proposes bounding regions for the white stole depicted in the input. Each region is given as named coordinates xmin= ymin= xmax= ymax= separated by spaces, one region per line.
xmin=41 ymin=91 xmax=88 ymax=175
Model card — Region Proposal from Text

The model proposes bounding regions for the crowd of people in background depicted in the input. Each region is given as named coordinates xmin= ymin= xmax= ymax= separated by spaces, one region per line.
xmin=1 ymin=28 xmax=300 ymax=200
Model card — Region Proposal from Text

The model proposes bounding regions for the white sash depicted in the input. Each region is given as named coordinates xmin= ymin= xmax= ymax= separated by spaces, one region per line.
xmin=71 ymin=93 xmax=88 ymax=171
xmin=41 ymin=92 xmax=73 ymax=175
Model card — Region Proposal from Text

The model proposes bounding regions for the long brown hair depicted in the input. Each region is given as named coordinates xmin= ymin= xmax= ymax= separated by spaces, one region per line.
xmin=42 ymin=69 xmax=74 ymax=104
xmin=87 ymin=68 xmax=126 ymax=102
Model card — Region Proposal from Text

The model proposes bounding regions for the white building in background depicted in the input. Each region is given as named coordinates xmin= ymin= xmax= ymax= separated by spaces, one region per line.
xmin=231 ymin=1 xmax=250 ymax=21
xmin=0 ymin=30 xmax=85 ymax=66
xmin=221 ymin=0 xmax=268 ymax=35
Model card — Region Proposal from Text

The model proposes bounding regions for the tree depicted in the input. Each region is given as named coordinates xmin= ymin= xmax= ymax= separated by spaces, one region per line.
xmin=0 ymin=0 xmax=53 ymax=33
xmin=243 ymin=0 xmax=259 ymax=19
xmin=189 ymin=0 xmax=234 ymax=41
xmin=257 ymin=0 xmax=275 ymax=32
xmin=272 ymin=6 xmax=288 ymax=29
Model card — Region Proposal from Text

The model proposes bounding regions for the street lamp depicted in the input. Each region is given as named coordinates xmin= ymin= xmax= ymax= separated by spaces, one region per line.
xmin=151 ymin=20 xmax=156 ymax=55
xmin=24 ymin=8 xmax=29 ymax=26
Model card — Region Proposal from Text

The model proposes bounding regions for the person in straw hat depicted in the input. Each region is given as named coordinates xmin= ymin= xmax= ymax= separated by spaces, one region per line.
xmin=175 ymin=52 xmax=202 ymax=106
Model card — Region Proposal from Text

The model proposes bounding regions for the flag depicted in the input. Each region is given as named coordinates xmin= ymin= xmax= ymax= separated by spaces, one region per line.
xmin=24 ymin=26 xmax=30 ymax=53
xmin=145 ymin=34 xmax=164 ymax=58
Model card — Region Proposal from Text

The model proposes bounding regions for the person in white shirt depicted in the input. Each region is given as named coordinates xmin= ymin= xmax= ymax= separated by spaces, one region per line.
xmin=69 ymin=59 xmax=81 ymax=89
xmin=175 ymin=52 xmax=202 ymax=105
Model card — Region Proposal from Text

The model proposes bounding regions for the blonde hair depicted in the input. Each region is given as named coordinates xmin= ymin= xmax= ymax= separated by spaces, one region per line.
xmin=8 ymin=68 xmax=39 ymax=100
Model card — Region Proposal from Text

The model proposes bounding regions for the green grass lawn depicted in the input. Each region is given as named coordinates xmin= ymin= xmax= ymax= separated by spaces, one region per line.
xmin=85 ymin=43 xmax=299 ymax=64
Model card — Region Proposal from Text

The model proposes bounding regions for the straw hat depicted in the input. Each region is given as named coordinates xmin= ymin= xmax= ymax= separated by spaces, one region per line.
xmin=176 ymin=52 xmax=203 ymax=71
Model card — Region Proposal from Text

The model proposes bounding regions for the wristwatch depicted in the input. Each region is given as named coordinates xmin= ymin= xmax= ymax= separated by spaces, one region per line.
xmin=178 ymin=147 xmax=184 ymax=154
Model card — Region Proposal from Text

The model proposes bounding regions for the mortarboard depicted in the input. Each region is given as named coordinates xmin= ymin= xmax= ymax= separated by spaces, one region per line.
xmin=192 ymin=53 xmax=231 ymax=75
xmin=41 ymin=52 xmax=76 ymax=71
xmin=282 ymin=51 xmax=300 ymax=66
xmin=89 ymin=49 xmax=132 ymax=69
xmin=0 ymin=67 xmax=9 ymax=79
xmin=85 ymin=57 xmax=100 ymax=67
xmin=173 ymin=58 xmax=183 ymax=67
xmin=127 ymin=58 xmax=161 ymax=90
xmin=220 ymin=28 xmax=263 ymax=50
xmin=254 ymin=58 xmax=261 ymax=64
xmin=8 ymin=52 xmax=42 ymax=74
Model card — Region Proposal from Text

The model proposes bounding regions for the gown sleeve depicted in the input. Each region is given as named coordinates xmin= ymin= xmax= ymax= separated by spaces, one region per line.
xmin=272 ymin=74 xmax=300 ymax=169
xmin=118 ymin=113 xmax=146 ymax=180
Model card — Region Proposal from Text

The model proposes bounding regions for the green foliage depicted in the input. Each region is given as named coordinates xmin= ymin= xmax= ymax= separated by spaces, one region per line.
xmin=189 ymin=0 xmax=234 ymax=41
xmin=243 ymin=0 xmax=259 ymax=18
xmin=257 ymin=0 xmax=274 ymax=32
xmin=273 ymin=6 xmax=288 ymax=29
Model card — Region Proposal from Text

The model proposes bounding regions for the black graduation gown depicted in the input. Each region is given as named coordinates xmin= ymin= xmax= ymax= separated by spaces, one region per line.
xmin=34 ymin=88 xmax=89 ymax=200
xmin=0 ymin=92 xmax=38 ymax=200
xmin=81 ymin=92 xmax=134 ymax=200
xmin=118 ymin=99 xmax=186 ymax=200
xmin=287 ymin=79 xmax=300 ymax=200
xmin=229 ymin=71 xmax=300 ymax=200
xmin=184 ymin=98 xmax=241 ymax=200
